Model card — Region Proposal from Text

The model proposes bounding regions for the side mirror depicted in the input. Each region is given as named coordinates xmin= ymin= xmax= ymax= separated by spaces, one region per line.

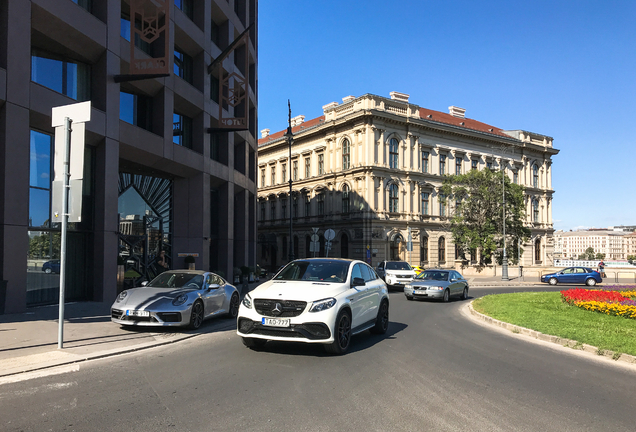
xmin=352 ymin=277 xmax=365 ymax=287
xmin=207 ymin=283 xmax=220 ymax=291
xmin=450 ymin=278 xmax=457 ymax=282
xmin=141 ymin=281 xmax=148 ymax=287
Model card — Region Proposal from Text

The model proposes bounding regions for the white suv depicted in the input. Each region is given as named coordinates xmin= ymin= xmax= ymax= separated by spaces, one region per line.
xmin=237 ymin=258 xmax=389 ymax=355
xmin=376 ymin=261 xmax=416 ymax=290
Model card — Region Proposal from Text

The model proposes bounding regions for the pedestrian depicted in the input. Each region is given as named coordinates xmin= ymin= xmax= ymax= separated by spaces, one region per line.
xmin=598 ymin=259 xmax=605 ymax=278
xmin=157 ymin=250 xmax=169 ymax=272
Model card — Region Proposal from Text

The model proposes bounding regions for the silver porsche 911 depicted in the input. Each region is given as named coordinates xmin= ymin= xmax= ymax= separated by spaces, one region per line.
xmin=111 ymin=270 xmax=240 ymax=329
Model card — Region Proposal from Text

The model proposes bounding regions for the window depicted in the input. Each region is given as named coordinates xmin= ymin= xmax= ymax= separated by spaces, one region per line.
xmin=389 ymin=184 xmax=399 ymax=213
xmin=120 ymin=91 xmax=152 ymax=131
xmin=260 ymin=202 xmax=265 ymax=220
xmin=293 ymin=161 xmax=298 ymax=181
xmin=342 ymin=184 xmax=350 ymax=213
xmin=305 ymin=157 xmax=311 ymax=178
xmin=455 ymin=243 xmax=463 ymax=260
xmin=455 ymin=157 xmax=462 ymax=175
xmin=210 ymin=75 xmax=219 ymax=103
xmin=317 ymin=193 xmax=325 ymax=216
xmin=389 ymin=138 xmax=399 ymax=169
xmin=513 ymin=169 xmax=518 ymax=184
xmin=260 ymin=169 xmax=266 ymax=187
xmin=342 ymin=139 xmax=351 ymax=170
xmin=271 ymin=167 xmax=276 ymax=185
xmin=71 ymin=0 xmax=91 ymax=12
xmin=439 ymin=194 xmax=446 ymax=217
xmin=281 ymin=164 xmax=287 ymax=183
xmin=31 ymin=50 xmax=91 ymax=101
xmin=421 ymin=151 xmax=429 ymax=173
xmin=438 ymin=237 xmax=446 ymax=263
xmin=421 ymin=192 xmax=429 ymax=215
xmin=439 ymin=154 xmax=446 ymax=175
xmin=174 ymin=47 xmax=193 ymax=84
xmin=293 ymin=195 xmax=298 ymax=218
xmin=29 ymin=130 xmax=53 ymax=228
xmin=304 ymin=194 xmax=311 ymax=216
xmin=173 ymin=113 xmax=192 ymax=148
xmin=487 ymin=160 xmax=493 ymax=169
xmin=318 ymin=154 xmax=324 ymax=175
xmin=455 ymin=198 xmax=462 ymax=217
xmin=471 ymin=159 xmax=478 ymax=170
xmin=420 ymin=237 xmax=428 ymax=263
xmin=281 ymin=198 xmax=287 ymax=219
xmin=533 ymin=164 xmax=539 ymax=188
xmin=270 ymin=201 xmax=276 ymax=220
xmin=533 ymin=198 xmax=539 ymax=222
xmin=120 ymin=14 xmax=151 ymax=54
xmin=175 ymin=0 xmax=194 ymax=19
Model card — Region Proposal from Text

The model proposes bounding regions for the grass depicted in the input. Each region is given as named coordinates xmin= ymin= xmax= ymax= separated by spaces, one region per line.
xmin=473 ymin=292 xmax=636 ymax=357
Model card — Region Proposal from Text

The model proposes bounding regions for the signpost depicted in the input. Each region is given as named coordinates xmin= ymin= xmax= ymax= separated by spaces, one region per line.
xmin=324 ymin=229 xmax=335 ymax=257
xmin=51 ymin=101 xmax=91 ymax=349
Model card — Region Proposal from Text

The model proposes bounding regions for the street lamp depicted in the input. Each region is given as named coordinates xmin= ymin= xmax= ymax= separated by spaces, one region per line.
xmin=501 ymin=159 xmax=509 ymax=281
xmin=285 ymin=100 xmax=294 ymax=262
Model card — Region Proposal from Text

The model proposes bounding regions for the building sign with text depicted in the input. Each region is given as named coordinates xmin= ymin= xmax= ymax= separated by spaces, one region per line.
xmin=130 ymin=0 xmax=170 ymax=75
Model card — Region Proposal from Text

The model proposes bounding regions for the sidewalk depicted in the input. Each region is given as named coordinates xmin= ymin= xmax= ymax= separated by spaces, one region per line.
xmin=0 ymin=277 xmax=632 ymax=380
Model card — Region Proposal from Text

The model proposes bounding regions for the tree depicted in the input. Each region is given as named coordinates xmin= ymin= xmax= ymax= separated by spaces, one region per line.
xmin=595 ymin=252 xmax=605 ymax=260
xmin=583 ymin=247 xmax=595 ymax=260
xmin=440 ymin=168 xmax=530 ymax=266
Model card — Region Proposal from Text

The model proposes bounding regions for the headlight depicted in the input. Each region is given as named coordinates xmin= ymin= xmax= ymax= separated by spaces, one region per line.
xmin=405 ymin=285 xmax=412 ymax=290
xmin=429 ymin=286 xmax=444 ymax=291
xmin=116 ymin=291 xmax=128 ymax=302
xmin=172 ymin=294 xmax=188 ymax=306
xmin=242 ymin=293 xmax=252 ymax=309
xmin=309 ymin=298 xmax=336 ymax=313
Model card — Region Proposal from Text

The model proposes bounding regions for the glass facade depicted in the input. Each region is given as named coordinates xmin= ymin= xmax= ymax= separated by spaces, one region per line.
xmin=31 ymin=50 xmax=91 ymax=101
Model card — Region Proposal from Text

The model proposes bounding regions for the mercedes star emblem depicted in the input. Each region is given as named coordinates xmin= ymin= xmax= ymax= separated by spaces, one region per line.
xmin=271 ymin=302 xmax=283 ymax=316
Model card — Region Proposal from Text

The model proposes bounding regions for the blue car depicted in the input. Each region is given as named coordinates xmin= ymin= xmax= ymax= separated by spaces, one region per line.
xmin=42 ymin=260 xmax=60 ymax=274
xmin=541 ymin=267 xmax=602 ymax=286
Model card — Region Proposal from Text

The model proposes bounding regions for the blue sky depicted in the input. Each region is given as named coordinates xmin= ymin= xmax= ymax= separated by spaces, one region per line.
xmin=258 ymin=0 xmax=636 ymax=232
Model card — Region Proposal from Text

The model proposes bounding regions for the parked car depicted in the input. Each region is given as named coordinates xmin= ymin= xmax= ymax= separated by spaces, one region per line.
xmin=376 ymin=261 xmax=416 ymax=290
xmin=111 ymin=270 xmax=240 ymax=329
xmin=237 ymin=258 xmax=390 ymax=355
xmin=42 ymin=260 xmax=60 ymax=274
xmin=404 ymin=269 xmax=469 ymax=302
xmin=540 ymin=267 xmax=602 ymax=286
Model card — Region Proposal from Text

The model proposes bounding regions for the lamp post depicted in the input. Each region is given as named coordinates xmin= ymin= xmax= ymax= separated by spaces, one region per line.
xmin=501 ymin=161 xmax=509 ymax=281
xmin=285 ymin=100 xmax=294 ymax=262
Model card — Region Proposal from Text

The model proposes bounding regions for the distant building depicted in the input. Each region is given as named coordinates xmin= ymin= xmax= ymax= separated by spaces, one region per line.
xmin=554 ymin=230 xmax=629 ymax=260
xmin=257 ymin=92 xmax=558 ymax=271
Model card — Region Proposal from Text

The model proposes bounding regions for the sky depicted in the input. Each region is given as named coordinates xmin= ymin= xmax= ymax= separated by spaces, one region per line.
xmin=257 ymin=0 xmax=636 ymax=232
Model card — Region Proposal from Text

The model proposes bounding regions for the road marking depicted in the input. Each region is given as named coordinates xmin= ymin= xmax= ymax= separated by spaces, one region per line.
xmin=0 ymin=364 xmax=80 ymax=386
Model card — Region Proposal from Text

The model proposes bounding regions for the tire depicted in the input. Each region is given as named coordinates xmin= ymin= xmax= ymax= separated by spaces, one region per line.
xmin=370 ymin=300 xmax=389 ymax=335
xmin=324 ymin=310 xmax=352 ymax=355
xmin=461 ymin=287 xmax=469 ymax=300
xmin=242 ymin=337 xmax=267 ymax=349
xmin=44 ymin=268 xmax=52 ymax=274
xmin=548 ymin=278 xmax=558 ymax=286
xmin=188 ymin=300 xmax=204 ymax=330
xmin=586 ymin=278 xmax=597 ymax=286
xmin=227 ymin=293 xmax=240 ymax=318
xmin=406 ymin=295 xmax=414 ymax=301
xmin=442 ymin=289 xmax=450 ymax=303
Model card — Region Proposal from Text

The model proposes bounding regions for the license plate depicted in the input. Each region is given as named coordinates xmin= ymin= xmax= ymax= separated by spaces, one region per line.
xmin=262 ymin=318 xmax=290 ymax=327
xmin=127 ymin=310 xmax=149 ymax=317
xmin=414 ymin=290 xmax=428 ymax=295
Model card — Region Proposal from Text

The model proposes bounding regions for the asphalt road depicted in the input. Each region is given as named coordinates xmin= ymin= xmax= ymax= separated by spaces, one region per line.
xmin=2 ymin=286 xmax=636 ymax=432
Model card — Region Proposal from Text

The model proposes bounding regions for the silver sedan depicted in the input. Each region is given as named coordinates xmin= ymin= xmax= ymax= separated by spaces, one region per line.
xmin=111 ymin=270 xmax=240 ymax=329
xmin=404 ymin=269 xmax=469 ymax=302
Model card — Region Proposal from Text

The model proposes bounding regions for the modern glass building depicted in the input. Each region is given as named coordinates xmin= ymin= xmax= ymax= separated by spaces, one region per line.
xmin=0 ymin=0 xmax=258 ymax=313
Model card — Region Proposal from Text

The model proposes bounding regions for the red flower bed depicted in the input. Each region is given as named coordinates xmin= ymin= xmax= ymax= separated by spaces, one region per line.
xmin=561 ymin=288 xmax=627 ymax=305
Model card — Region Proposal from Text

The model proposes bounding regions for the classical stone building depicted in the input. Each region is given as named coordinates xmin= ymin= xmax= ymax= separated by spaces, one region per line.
xmin=257 ymin=92 xmax=558 ymax=272
xmin=554 ymin=229 xmax=633 ymax=260
xmin=0 ymin=0 xmax=258 ymax=313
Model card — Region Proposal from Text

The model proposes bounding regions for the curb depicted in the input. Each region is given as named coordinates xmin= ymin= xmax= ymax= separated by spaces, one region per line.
xmin=466 ymin=302 xmax=636 ymax=366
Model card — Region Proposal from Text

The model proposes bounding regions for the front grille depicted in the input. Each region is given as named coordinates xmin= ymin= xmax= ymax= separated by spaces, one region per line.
xmin=157 ymin=312 xmax=182 ymax=323
xmin=397 ymin=275 xmax=412 ymax=279
xmin=238 ymin=319 xmax=330 ymax=340
xmin=111 ymin=308 xmax=123 ymax=319
xmin=254 ymin=299 xmax=307 ymax=317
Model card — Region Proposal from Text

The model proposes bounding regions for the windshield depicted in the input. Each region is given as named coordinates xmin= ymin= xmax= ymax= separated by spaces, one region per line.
xmin=416 ymin=271 xmax=449 ymax=281
xmin=274 ymin=260 xmax=350 ymax=283
xmin=385 ymin=262 xmax=412 ymax=271
xmin=148 ymin=272 xmax=204 ymax=289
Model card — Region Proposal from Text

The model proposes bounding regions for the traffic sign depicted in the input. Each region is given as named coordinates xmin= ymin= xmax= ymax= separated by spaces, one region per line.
xmin=324 ymin=229 xmax=335 ymax=241
xmin=312 ymin=227 xmax=319 ymax=233
xmin=311 ymin=234 xmax=319 ymax=242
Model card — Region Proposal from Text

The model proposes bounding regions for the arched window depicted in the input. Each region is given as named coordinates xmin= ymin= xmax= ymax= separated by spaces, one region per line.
xmin=342 ymin=184 xmax=350 ymax=213
xmin=389 ymin=184 xmax=399 ymax=213
xmin=533 ymin=164 xmax=539 ymax=188
xmin=420 ymin=237 xmax=429 ymax=263
xmin=532 ymin=198 xmax=539 ymax=222
xmin=438 ymin=237 xmax=446 ymax=263
xmin=304 ymin=193 xmax=310 ymax=216
xmin=342 ymin=139 xmax=350 ymax=170
xmin=389 ymin=138 xmax=399 ymax=169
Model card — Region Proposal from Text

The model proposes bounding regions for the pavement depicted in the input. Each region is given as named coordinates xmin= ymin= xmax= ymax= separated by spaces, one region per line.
xmin=0 ymin=275 xmax=632 ymax=380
